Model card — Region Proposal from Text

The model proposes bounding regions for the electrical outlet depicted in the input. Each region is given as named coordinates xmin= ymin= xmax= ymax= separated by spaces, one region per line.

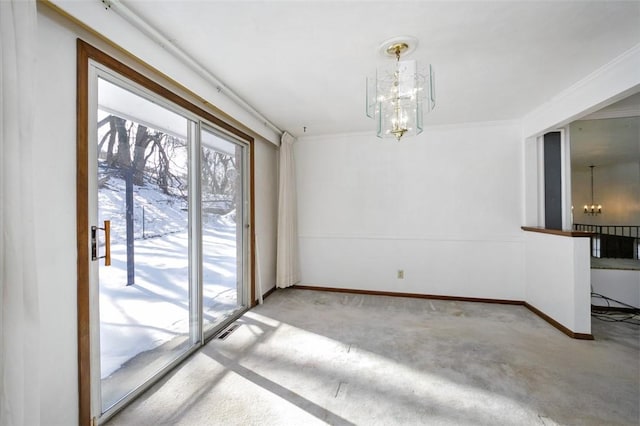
xmin=397 ymin=270 xmax=404 ymax=279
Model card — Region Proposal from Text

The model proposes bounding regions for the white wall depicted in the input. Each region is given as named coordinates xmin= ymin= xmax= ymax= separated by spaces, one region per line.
xmin=35 ymin=10 xmax=79 ymax=426
xmin=591 ymin=269 xmax=640 ymax=308
xmin=254 ymin=140 xmax=279 ymax=293
xmin=591 ymin=269 xmax=640 ymax=309
xmin=524 ymin=232 xmax=592 ymax=334
xmin=523 ymin=137 xmax=542 ymax=227
xmin=572 ymin=161 xmax=640 ymax=226
xmin=34 ymin=7 xmax=279 ymax=424
xmin=295 ymin=122 xmax=525 ymax=300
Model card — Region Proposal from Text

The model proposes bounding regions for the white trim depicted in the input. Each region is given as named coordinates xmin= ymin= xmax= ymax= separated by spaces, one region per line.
xmin=560 ymin=127 xmax=573 ymax=231
xmin=522 ymin=136 xmax=540 ymax=227
xmin=297 ymin=130 xmax=375 ymax=142
xmin=422 ymin=118 xmax=521 ymax=132
xmin=297 ymin=119 xmax=521 ymax=142
xmin=298 ymin=234 xmax=523 ymax=244
xmin=544 ymin=44 xmax=640 ymax=109
xmin=522 ymin=43 xmax=640 ymax=138
xmin=580 ymin=106 xmax=640 ymax=121
xmin=537 ymin=136 xmax=545 ymax=227
xmin=87 ymin=61 xmax=102 ymax=423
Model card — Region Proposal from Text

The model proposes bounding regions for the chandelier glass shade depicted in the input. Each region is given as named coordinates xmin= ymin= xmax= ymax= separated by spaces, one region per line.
xmin=366 ymin=40 xmax=435 ymax=141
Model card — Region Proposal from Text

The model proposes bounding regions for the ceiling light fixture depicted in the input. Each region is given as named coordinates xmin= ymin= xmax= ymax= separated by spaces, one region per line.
xmin=366 ymin=36 xmax=435 ymax=141
xmin=584 ymin=165 xmax=603 ymax=215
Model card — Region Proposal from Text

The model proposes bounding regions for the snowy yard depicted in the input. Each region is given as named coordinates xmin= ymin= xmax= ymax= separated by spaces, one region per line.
xmin=98 ymin=174 xmax=239 ymax=378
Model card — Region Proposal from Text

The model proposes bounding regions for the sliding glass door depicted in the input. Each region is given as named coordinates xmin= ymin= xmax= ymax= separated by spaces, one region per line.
xmin=201 ymin=128 xmax=246 ymax=337
xmin=88 ymin=65 xmax=249 ymax=422
xmin=95 ymin=76 xmax=196 ymax=412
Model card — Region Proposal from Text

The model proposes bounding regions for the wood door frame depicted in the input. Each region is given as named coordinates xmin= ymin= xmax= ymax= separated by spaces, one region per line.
xmin=76 ymin=39 xmax=256 ymax=425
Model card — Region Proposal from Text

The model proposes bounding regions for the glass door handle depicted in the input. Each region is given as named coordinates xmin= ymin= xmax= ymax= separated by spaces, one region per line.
xmin=104 ymin=220 xmax=111 ymax=266
xmin=91 ymin=220 xmax=111 ymax=266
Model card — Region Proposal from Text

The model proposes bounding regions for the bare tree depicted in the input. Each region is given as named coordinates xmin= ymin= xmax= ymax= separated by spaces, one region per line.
xmin=114 ymin=117 xmax=131 ymax=168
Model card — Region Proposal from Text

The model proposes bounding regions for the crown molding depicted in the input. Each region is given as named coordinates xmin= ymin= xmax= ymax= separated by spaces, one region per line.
xmin=522 ymin=43 xmax=640 ymax=138
xmin=579 ymin=107 xmax=640 ymax=121
xmin=297 ymin=119 xmax=521 ymax=142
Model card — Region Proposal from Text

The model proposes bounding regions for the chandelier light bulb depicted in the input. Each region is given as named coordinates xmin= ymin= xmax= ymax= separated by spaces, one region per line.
xmin=584 ymin=165 xmax=603 ymax=216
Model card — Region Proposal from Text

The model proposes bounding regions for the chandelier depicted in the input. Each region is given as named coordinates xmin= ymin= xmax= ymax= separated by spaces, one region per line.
xmin=584 ymin=165 xmax=602 ymax=215
xmin=366 ymin=37 xmax=435 ymax=141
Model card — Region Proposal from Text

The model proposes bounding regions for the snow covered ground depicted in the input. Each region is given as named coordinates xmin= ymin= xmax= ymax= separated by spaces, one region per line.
xmin=98 ymin=171 xmax=238 ymax=378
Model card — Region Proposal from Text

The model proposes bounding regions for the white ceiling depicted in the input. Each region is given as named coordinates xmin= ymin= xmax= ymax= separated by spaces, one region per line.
xmin=571 ymin=115 xmax=640 ymax=169
xmin=571 ymin=92 xmax=640 ymax=169
xmin=120 ymin=1 xmax=640 ymax=138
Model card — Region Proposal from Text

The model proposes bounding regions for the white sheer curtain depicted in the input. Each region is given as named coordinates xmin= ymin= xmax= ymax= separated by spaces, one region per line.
xmin=276 ymin=132 xmax=300 ymax=288
xmin=0 ymin=1 xmax=40 ymax=425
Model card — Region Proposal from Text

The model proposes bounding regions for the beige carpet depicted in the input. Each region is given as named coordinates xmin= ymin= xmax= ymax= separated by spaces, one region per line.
xmin=107 ymin=288 xmax=640 ymax=425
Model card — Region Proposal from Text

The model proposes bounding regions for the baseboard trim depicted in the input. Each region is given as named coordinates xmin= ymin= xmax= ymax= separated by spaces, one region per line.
xmin=252 ymin=285 xmax=277 ymax=306
xmin=291 ymin=285 xmax=523 ymax=305
xmin=262 ymin=286 xmax=277 ymax=300
xmin=290 ymin=285 xmax=595 ymax=340
xmin=524 ymin=303 xmax=594 ymax=340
